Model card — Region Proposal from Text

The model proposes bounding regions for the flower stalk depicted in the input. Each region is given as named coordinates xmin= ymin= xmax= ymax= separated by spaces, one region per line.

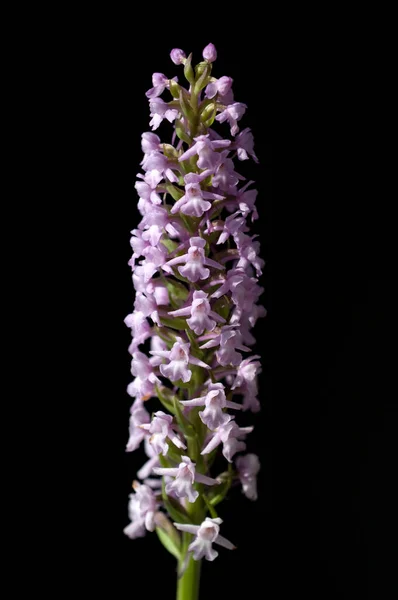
xmin=177 ymin=534 xmax=202 ymax=600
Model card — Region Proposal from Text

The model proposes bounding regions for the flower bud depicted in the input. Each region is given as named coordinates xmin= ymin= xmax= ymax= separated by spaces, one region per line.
xmin=200 ymin=103 xmax=216 ymax=123
xmin=169 ymin=79 xmax=181 ymax=99
xmin=195 ymin=61 xmax=209 ymax=77
xmin=170 ymin=48 xmax=186 ymax=65
xmin=217 ymin=76 xmax=233 ymax=96
xmin=202 ymin=43 xmax=217 ymax=62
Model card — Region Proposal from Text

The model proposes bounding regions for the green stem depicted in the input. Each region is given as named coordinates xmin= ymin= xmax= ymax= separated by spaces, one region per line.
xmin=177 ymin=534 xmax=202 ymax=600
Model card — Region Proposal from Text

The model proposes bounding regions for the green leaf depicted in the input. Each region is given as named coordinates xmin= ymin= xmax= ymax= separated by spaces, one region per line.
xmin=173 ymin=395 xmax=194 ymax=437
xmin=203 ymin=446 xmax=218 ymax=469
xmin=158 ymin=454 xmax=171 ymax=468
xmin=212 ymin=295 xmax=231 ymax=321
xmin=179 ymin=90 xmax=195 ymax=122
xmin=169 ymin=79 xmax=181 ymax=99
xmin=156 ymin=526 xmax=181 ymax=561
xmin=156 ymin=438 xmax=183 ymax=465
xmin=167 ymin=440 xmax=185 ymax=464
xmin=159 ymin=316 xmax=188 ymax=331
xmin=203 ymin=495 xmax=219 ymax=518
xmin=153 ymin=325 xmax=175 ymax=347
xmin=203 ymin=102 xmax=218 ymax=128
xmin=195 ymin=61 xmax=209 ymax=78
xmin=194 ymin=64 xmax=211 ymax=95
xmin=163 ymin=278 xmax=189 ymax=306
xmin=165 ymin=183 xmax=184 ymax=201
xmin=209 ymin=467 xmax=233 ymax=507
xmin=161 ymin=238 xmax=179 ymax=253
xmin=155 ymin=384 xmax=177 ymax=414
xmin=199 ymin=101 xmax=215 ymax=121
xmin=183 ymin=53 xmax=195 ymax=85
xmin=162 ymin=143 xmax=179 ymax=159
xmin=175 ymin=120 xmax=192 ymax=145
xmin=185 ymin=328 xmax=199 ymax=352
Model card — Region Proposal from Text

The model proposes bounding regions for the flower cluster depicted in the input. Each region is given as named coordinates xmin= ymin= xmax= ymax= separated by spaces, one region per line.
xmin=124 ymin=43 xmax=264 ymax=568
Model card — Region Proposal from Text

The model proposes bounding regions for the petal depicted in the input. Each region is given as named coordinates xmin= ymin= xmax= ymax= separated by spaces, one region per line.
xmin=204 ymin=257 xmax=224 ymax=270
xmin=179 ymin=144 xmax=199 ymax=162
xmin=201 ymin=434 xmax=221 ymax=455
xmin=194 ymin=473 xmax=219 ymax=486
xmin=205 ymin=82 xmax=218 ymax=98
xmin=215 ymin=534 xmax=236 ymax=550
xmin=225 ymin=400 xmax=243 ymax=410
xmin=174 ymin=523 xmax=200 ymax=534
xmin=180 ymin=397 xmax=207 ymax=407
xmin=169 ymin=434 xmax=187 ymax=449
xmin=123 ymin=520 xmax=146 ymax=539
xmin=152 ymin=467 xmax=179 ymax=476
xmin=165 ymin=254 xmax=188 ymax=267
xmin=168 ymin=306 xmax=191 ymax=317
xmin=189 ymin=355 xmax=211 ymax=369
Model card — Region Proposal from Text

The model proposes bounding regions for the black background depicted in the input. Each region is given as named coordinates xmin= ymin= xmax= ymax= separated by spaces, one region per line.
xmin=34 ymin=25 xmax=397 ymax=600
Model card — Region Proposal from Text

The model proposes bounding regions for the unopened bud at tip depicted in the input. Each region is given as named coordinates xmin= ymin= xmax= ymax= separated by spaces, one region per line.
xmin=170 ymin=48 xmax=186 ymax=65
xmin=203 ymin=43 xmax=217 ymax=62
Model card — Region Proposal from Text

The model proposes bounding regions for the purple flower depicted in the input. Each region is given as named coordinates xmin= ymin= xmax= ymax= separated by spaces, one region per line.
xmin=201 ymin=416 xmax=253 ymax=462
xmin=216 ymin=102 xmax=247 ymax=136
xmin=137 ymin=437 xmax=160 ymax=481
xmin=170 ymin=48 xmax=186 ymax=65
xmin=237 ymin=184 xmax=259 ymax=221
xmin=231 ymin=355 xmax=260 ymax=384
xmin=150 ymin=336 xmax=210 ymax=383
xmin=149 ymin=98 xmax=178 ymax=130
xmin=126 ymin=400 xmax=150 ymax=452
xmin=149 ymin=335 xmax=168 ymax=367
xmin=233 ymin=128 xmax=259 ymax=163
xmin=140 ymin=411 xmax=187 ymax=456
xmin=142 ymin=153 xmax=179 ymax=184
xmin=179 ymin=135 xmax=231 ymax=172
xmin=174 ymin=518 xmax=235 ymax=561
xmin=211 ymin=268 xmax=246 ymax=300
xmin=153 ymin=455 xmax=218 ymax=503
xmin=180 ymin=382 xmax=242 ymax=430
xmin=141 ymin=132 xmax=161 ymax=155
xmin=152 ymin=283 xmax=170 ymax=306
xmin=135 ymin=171 xmax=162 ymax=206
xmin=205 ymin=76 xmax=233 ymax=99
xmin=202 ymin=43 xmax=217 ymax=63
xmin=127 ymin=350 xmax=160 ymax=400
xmin=236 ymin=453 xmax=261 ymax=500
xmin=164 ymin=237 xmax=223 ymax=283
xmin=231 ymin=356 xmax=261 ymax=390
xmin=126 ymin=44 xmax=265 ymax=557
xmin=146 ymin=73 xmax=176 ymax=99
xmin=138 ymin=245 xmax=168 ymax=283
xmin=234 ymin=232 xmax=265 ymax=276
xmin=170 ymin=173 xmax=224 ymax=218
xmin=168 ymin=290 xmax=225 ymax=335
xmin=124 ymin=311 xmax=151 ymax=353
xmin=159 ymin=338 xmax=191 ymax=383
xmin=211 ymin=153 xmax=245 ymax=193
xmin=134 ymin=292 xmax=160 ymax=323
xmin=139 ymin=204 xmax=180 ymax=239
xmin=217 ymin=212 xmax=247 ymax=245
xmin=200 ymin=325 xmax=250 ymax=367
xmin=123 ymin=482 xmax=159 ymax=539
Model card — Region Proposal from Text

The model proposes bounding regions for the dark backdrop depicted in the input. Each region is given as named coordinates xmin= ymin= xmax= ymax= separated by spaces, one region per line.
xmin=50 ymin=30 xmax=397 ymax=600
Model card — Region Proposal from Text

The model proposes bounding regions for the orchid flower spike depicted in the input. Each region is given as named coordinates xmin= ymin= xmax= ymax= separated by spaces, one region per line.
xmin=124 ymin=42 xmax=266 ymax=599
